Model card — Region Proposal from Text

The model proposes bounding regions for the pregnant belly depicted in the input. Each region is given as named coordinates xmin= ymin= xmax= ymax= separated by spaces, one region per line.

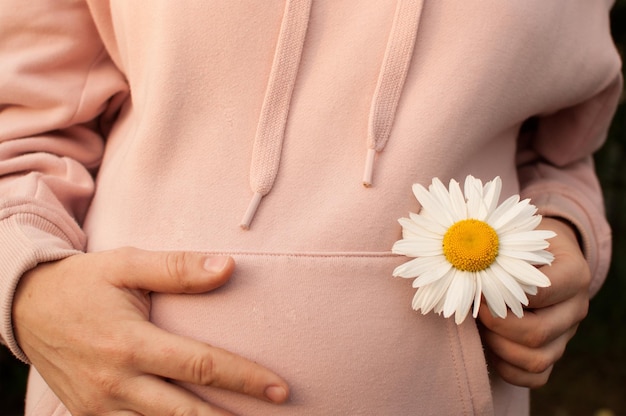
xmin=150 ymin=252 xmax=492 ymax=415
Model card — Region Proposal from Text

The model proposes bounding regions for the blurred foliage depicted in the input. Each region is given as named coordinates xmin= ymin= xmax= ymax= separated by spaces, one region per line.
xmin=1 ymin=2 xmax=626 ymax=416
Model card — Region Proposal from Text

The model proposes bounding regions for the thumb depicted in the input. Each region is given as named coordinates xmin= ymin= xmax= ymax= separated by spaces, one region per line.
xmin=102 ymin=247 xmax=235 ymax=293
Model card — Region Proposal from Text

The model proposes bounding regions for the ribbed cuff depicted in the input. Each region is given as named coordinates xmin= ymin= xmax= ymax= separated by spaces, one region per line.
xmin=0 ymin=214 xmax=83 ymax=362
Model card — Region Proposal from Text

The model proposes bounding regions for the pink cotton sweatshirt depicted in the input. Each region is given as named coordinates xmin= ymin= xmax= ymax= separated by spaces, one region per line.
xmin=0 ymin=1 xmax=622 ymax=415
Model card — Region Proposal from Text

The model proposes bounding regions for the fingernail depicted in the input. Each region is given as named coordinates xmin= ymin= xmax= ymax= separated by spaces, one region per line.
xmin=265 ymin=385 xmax=288 ymax=403
xmin=203 ymin=257 xmax=230 ymax=274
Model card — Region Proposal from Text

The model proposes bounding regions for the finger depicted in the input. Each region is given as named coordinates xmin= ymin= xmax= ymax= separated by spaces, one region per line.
xmin=121 ymin=375 xmax=236 ymax=416
xmin=130 ymin=322 xmax=289 ymax=404
xmin=528 ymin=218 xmax=590 ymax=309
xmin=481 ymin=319 xmax=576 ymax=374
xmin=478 ymin=296 xmax=587 ymax=347
xmin=484 ymin=348 xmax=554 ymax=389
xmin=101 ymin=247 xmax=235 ymax=293
xmin=526 ymin=256 xmax=590 ymax=309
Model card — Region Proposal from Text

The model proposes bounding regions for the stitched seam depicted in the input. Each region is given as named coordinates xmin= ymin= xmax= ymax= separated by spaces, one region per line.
xmin=446 ymin=321 xmax=472 ymax=415
xmin=199 ymin=250 xmax=399 ymax=259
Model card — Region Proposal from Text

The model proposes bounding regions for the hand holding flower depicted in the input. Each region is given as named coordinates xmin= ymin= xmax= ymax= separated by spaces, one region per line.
xmin=478 ymin=217 xmax=591 ymax=388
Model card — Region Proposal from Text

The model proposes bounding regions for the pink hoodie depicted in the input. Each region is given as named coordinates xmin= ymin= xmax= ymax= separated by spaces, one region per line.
xmin=0 ymin=1 xmax=622 ymax=414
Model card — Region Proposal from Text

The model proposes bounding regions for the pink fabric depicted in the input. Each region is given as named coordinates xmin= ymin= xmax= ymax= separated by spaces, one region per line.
xmin=0 ymin=1 xmax=621 ymax=414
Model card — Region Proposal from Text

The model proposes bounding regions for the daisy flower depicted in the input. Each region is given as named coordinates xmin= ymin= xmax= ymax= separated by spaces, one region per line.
xmin=392 ymin=175 xmax=555 ymax=325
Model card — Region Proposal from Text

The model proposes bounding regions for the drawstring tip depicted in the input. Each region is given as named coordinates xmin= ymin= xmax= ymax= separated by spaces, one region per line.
xmin=362 ymin=148 xmax=377 ymax=187
xmin=240 ymin=192 xmax=263 ymax=230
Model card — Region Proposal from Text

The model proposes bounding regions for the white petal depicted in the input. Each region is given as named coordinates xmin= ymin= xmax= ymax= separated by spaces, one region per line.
xmin=430 ymin=177 xmax=450 ymax=200
xmin=398 ymin=216 xmax=426 ymax=239
xmin=443 ymin=270 xmax=475 ymax=324
xmin=392 ymin=260 xmax=417 ymax=278
xmin=407 ymin=213 xmax=447 ymax=236
xmin=412 ymin=183 xmax=455 ymax=227
xmin=498 ymin=248 xmax=554 ymax=266
xmin=465 ymin=176 xmax=484 ymax=218
xmin=487 ymin=195 xmax=523 ymax=229
xmin=482 ymin=177 xmax=502 ymax=216
xmin=521 ymin=284 xmax=538 ymax=296
xmin=448 ymin=179 xmax=468 ymax=221
xmin=464 ymin=175 xmax=483 ymax=197
xmin=472 ymin=273 xmax=483 ymax=318
xmin=488 ymin=269 xmax=524 ymax=318
xmin=500 ymin=229 xmax=556 ymax=241
xmin=392 ymin=237 xmax=443 ymax=257
xmin=433 ymin=295 xmax=447 ymax=315
xmin=431 ymin=178 xmax=459 ymax=222
xmin=392 ymin=255 xmax=448 ymax=278
xmin=499 ymin=230 xmax=556 ymax=251
xmin=489 ymin=262 xmax=529 ymax=306
xmin=412 ymin=269 xmax=456 ymax=314
xmin=479 ymin=270 xmax=507 ymax=318
xmin=497 ymin=213 xmax=542 ymax=234
xmin=412 ymin=260 xmax=453 ymax=287
xmin=490 ymin=200 xmax=541 ymax=235
xmin=472 ymin=274 xmax=483 ymax=318
xmin=398 ymin=214 xmax=443 ymax=239
xmin=533 ymin=250 xmax=555 ymax=265
xmin=496 ymin=256 xmax=551 ymax=288
xmin=499 ymin=240 xmax=549 ymax=252
xmin=498 ymin=204 xmax=540 ymax=233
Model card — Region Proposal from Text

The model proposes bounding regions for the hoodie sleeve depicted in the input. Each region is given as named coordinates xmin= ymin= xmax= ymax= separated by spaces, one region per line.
xmin=517 ymin=66 xmax=623 ymax=297
xmin=0 ymin=1 xmax=128 ymax=361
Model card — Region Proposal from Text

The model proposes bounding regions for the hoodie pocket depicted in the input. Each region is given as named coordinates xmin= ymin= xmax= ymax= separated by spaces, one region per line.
xmin=151 ymin=251 xmax=495 ymax=415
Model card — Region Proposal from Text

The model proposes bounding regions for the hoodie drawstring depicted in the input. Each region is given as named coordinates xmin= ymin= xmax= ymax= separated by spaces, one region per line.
xmin=363 ymin=0 xmax=424 ymax=187
xmin=241 ymin=0 xmax=423 ymax=229
xmin=241 ymin=0 xmax=312 ymax=229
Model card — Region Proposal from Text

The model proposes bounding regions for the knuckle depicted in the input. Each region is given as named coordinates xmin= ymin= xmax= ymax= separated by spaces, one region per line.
xmin=117 ymin=337 xmax=143 ymax=368
xmin=493 ymin=354 xmax=552 ymax=389
xmin=190 ymin=353 xmax=217 ymax=386
xmin=526 ymin=353 xmax=553 ymax=374
xmin=165 ymin=252 xmax=194 ymax=290
xmin=98 ymin=329 xmax=138 ymax=365
xmin=523 ymin=327 xmax=549 ymax=349
xmin=88 ymin=343 xmax=127 ymax=397
xmin=92 ymin=369 xmax=126 ymax=401
xmin=170 ymin=407 xmax=201 ymax=416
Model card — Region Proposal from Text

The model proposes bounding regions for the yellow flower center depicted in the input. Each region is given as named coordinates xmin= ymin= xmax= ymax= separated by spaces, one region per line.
xmin=442 ymin=219 xmax=499 ymax=272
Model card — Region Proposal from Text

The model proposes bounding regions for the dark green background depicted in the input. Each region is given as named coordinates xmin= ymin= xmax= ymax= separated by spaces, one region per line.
xmin=1 ymin=4 xmax=625 ymax=415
